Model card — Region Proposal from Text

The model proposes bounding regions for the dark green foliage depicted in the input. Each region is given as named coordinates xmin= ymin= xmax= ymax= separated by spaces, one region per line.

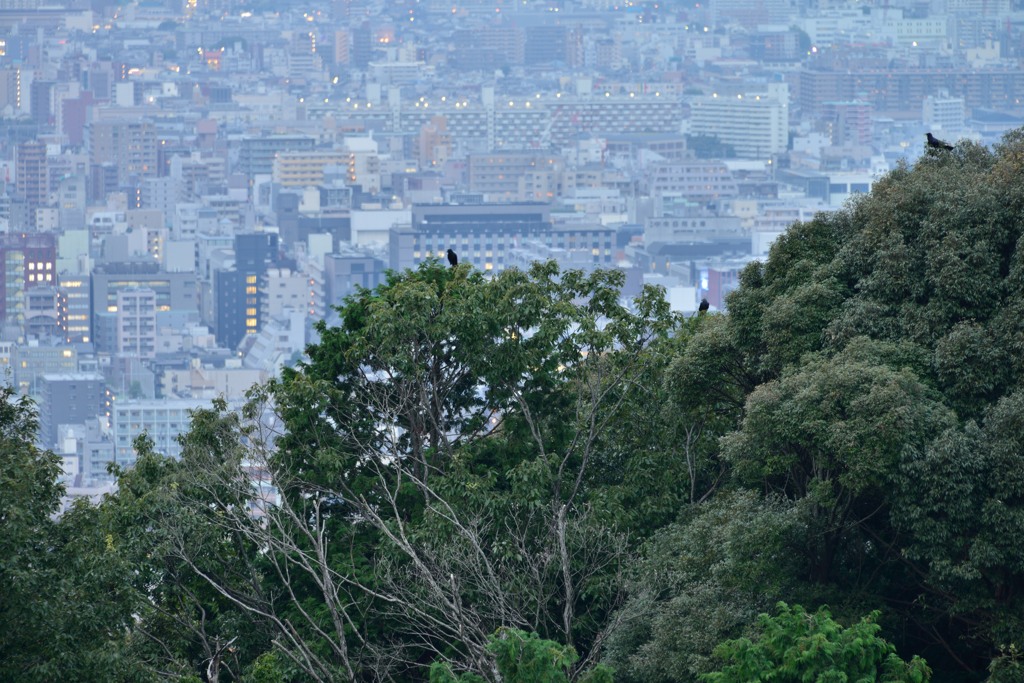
xmin=895 ymin=392 xmax=1024 ymax=648
xmin=0 ymin=391 xmax=64 ymax=674
xmin=0 ymin=388 xmax=145 ymax=682
xmin=603 ymin=492 xmax=812 ymax=682
xmin=607 ymin=130 xmax=1024 ymax=680
xmin=721 ymin=346 xmax=955 ymax=584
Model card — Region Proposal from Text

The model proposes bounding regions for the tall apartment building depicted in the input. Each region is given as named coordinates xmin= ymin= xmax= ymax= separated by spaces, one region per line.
xmin=85 ymin=119 xmax=158 ymax=186
xmin=30 ymin=79 xmax=53 ymax=128
xmin=116 ymin=287 xmax=157 ymax=359
xmin=821 ymin=101 xmax=873 ymax=147
xmin=60 ymin=276 xmax=90 ymax=343
xmin=15 ymin=139 xmax=47 ymax=224
xmin=690 ymin=88 xmax=789 ymax=159
xmin=38 ymin=373 xmax=105 ymax=450
xmin=0 ymin=232 xmax=57 ymax=325
xmin=213 ymin=233 xmax=280 ymax=350
xmin=418 ymin=116 xmax=452 ymax=168
xmin=55 ymin=172 xmax=87 ymax=228
xmin=288 ymin=31 xmax=322 ymax=81
xmin=0 ymin=67 xmax=22 ymax=111
xmin=342 ymin=137 xmax=381 ymax=193
xmin=260 ymin=268 xmax=308 ymax=321
xmin=333 ymin=30 xmax=350 ymax=66
xmin=923 ymin=93 xmax=966 ymax=133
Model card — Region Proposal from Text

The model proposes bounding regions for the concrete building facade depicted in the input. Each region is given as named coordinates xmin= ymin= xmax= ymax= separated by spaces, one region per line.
xmin=690 ymin=89 xmax=789 ymax=159
xmin=38 ymin=373 xmax=105 ymax=450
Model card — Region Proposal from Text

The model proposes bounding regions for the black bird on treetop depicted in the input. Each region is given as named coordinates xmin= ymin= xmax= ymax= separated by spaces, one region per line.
xmin=926 ymin=133 xmax=954 ymax=151
xmin=447 ymin=249 xmax=458 ymax=267
xmin=698 ymin=298 xmax=710 ymax=314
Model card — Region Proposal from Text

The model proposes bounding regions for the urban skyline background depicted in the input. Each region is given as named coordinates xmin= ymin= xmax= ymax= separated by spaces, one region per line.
xmin=0 ymin=0 xmax=1020 ymax=494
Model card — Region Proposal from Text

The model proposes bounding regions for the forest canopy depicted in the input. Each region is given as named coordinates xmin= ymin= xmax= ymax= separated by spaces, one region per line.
xmin=4 ymin=132 xmax=1024 ymax=682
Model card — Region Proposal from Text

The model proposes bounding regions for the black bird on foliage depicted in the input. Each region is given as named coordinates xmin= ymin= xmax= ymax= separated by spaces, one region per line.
xmin=698 ymin=298 xmax=710 ymax=315
xmin=926 ymin=133 xmax=954 ymax=151
xmin=447 ymin=249 xmax=458 ymax=267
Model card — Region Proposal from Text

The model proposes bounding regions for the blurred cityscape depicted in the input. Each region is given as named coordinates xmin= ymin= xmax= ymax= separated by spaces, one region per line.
xmin=1 ymin=0 xmax=1021 ymax=491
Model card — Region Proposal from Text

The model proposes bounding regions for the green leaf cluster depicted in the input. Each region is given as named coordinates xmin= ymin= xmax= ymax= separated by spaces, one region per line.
xmin=702 ymin=602 xmax=931 ymax=683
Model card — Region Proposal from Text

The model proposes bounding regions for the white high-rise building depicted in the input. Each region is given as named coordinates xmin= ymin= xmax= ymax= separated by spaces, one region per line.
xmin=115 ymin=287 xmax=156 ymax=359
xmin=111 ymin=398 xmax=214 ymax=473
xmin=923 ymin=93 xmax=965 ymax=133
xmin=690 ymin=85 xmax=789 ymax=160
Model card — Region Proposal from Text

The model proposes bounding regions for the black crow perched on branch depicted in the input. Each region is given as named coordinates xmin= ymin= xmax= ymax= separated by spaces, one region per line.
xmin=447 ymin=249 xmax=458 ymax=267
xmin=698 ymin=298 xmax=710 ymax=315
xmin=926 ymin=133 xmax=954 ymax=151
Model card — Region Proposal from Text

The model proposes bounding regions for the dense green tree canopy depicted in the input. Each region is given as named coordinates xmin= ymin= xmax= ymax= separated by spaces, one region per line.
xmin=7 ymin=132 xmax=1024 ymax=681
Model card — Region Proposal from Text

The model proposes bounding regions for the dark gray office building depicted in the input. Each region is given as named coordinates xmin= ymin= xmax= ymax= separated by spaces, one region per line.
xmin=213 ymin=233 xmax=281 ymax=350
xmin=38 ymin=373 xmax=105 ymax=450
